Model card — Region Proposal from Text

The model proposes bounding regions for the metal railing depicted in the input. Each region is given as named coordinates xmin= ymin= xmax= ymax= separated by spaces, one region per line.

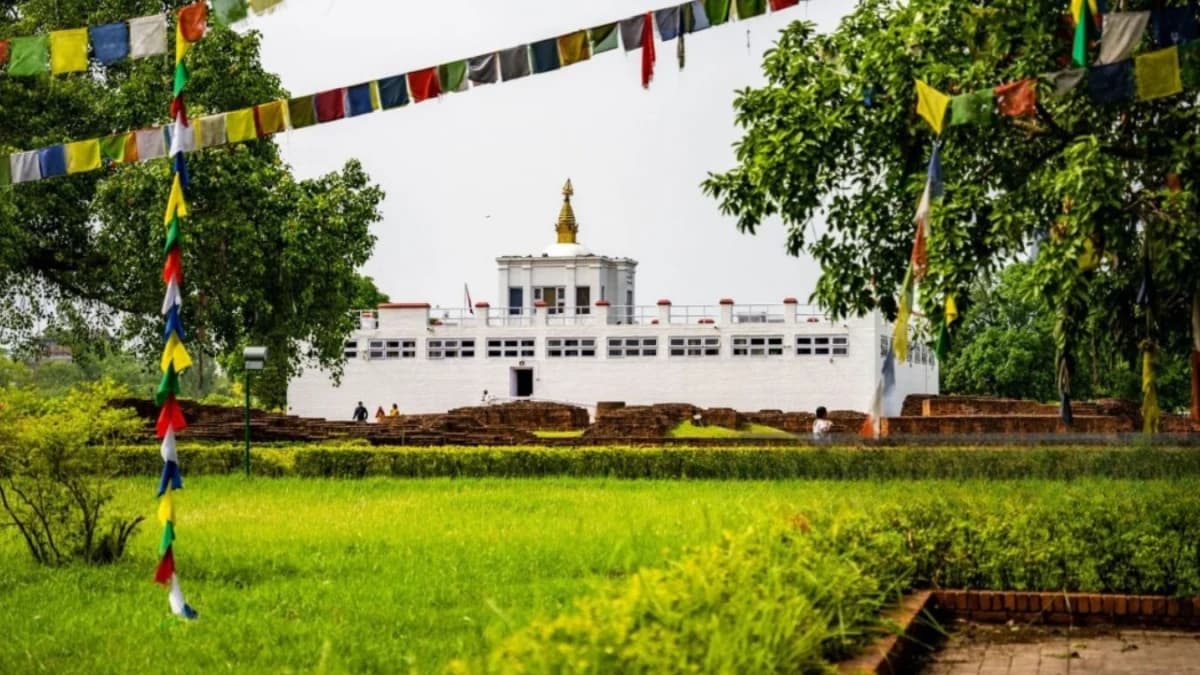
xmin=351 ymin=303 xmax=836 ymax=329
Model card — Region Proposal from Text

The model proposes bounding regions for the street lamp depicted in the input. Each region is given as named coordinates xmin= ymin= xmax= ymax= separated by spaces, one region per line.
xmin=243 ymin=346 xmax=267 ymax=477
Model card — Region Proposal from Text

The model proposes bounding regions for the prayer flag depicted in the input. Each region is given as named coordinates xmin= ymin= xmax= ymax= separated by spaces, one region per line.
xmin=167 ymin=122 xmax=195 ymax=155
xmin=0 ymin=154 xmax=9 ymax=188
xmin=377 ymin=76 xmax=410 ymax=108
xmin=770 ymin=0 xmax=800 ymax=10
xmin=558 ymin=31 xmax=590 ymax=66
xmin=156 ymin=460 xmax=183 ymax=496
xmin=226 ymin=108 xmax=257 ymax=143
xmin=468 ymin=54 xmax=498 ymax=85
xmin=163 ymin=305 xmax=185 ymax=341
xmin=160 ymin=428 xmax=179 ymax=463
xmin=65 ymin=139 xmax=101 ymax=174
xmin=1151 ymin=6 xmax=1198 ymax=48
xmin=168 ymin=575 xmax=198 ymax=620
xmin=254 ymin=101 xmax=287 ymax=135
xmin=893 ymin=269 xmax=914 ymax=362
xmin=156 ymin=397 xmax=187 ymax=436
xmin=684 ymin=2 xmax=712 ymax=33
xmin=90 ymin=22 xmax=130 ymax=65
xmin=590 ymin=24 xmax=619 ymax=54
xmin=136 ymin=128 xmax=166 ymax=160
xmin=196 ymin=114 xmax=226 ymax=147
xmin=1099 ymin=11 xmax=1150 ymax=65
xmin=1041 ymin=68 xmax=1086 ymax=98
xmin=158 ymin=488 xmax=175 ymax=526
xmin=642 ymin=11 xmax=656 ymax=89
xmin=1072 ymin=0 xmax=1094 ymax=67
xmin=49 ymin=29 xmax=88 ymax=74
xmin=927 ymin=143 xmax=943 ymax=198
xmin=250 ymin=0 xmax=285 ymax=13
xmin=9 ymin=36 xmax=49 ymax=76
xmin=499 ymin=46 xmax=531 ymax=81
xmin=212 ymin=0 xmax=249 ymax=24
xmin=163 ymin=219 xmax=182 ymax=255
xmin=945 ymin=295 xmax=959 ymax=326
xmin=408 ymin=68 xmax=441 ymax=101
xmin=949 ymin=89 xmax=994 ymax=126
xmin=162 ymin=280 xmax=182 ymax=315
xmin=124 ymin=131 xmax=139 ymax=162
xmin=914 ymin=80 xmax=950 ymax=134
xmin=161 ymin=334 xmax=193 ymax=374
xmin=0 ymin=40 xmax=9 ymax=67
xmin=438 ymin=61 xmax=468 ymax=93
xmin=315 ymin=89 xmax=346 ymax=122
xmin=994 ymin=79 xmax=1037 ymax=117
xmin=287 ymin=96 xmax=317 ymax=128
xmin=530 ymin=38 xmax=561 ymax=74
xmin=704 ymin=0 xmax=733 ymax=25
xmin=656 ymin=7 xmax=682 ymax=41
xmin=129 ymin=14 xmax=168 ymax=59
xmin=164 ymin=174 xmax=188 ymax=224
xmin=38 ymin=145 xmax=66 ymax=178
xmin=1135 ymin=47 xmax=1183 ymax=101
xmin=736 ymin=0 xmax=767 ymax=19
xmin=346 ymin=83 xmax=376 ymax=116
xmin=11 ymin=151 xmax=41 ymax=184
xmin=1087 ymin=60 xmax=1135 ymax=104
xmin=154 ymin=547 xmax=176 ymax=585
xmin=178 ymin=2 xmax=209 ymax=43
xmin=159 ymin=520 xmax=175 ymax=556
xmin=620 ymin=15 xmax=646 ymax=51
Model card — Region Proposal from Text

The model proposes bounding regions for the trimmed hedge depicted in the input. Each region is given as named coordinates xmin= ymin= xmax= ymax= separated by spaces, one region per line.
xmin=100 ymin=444 xmax=1200 ymax=480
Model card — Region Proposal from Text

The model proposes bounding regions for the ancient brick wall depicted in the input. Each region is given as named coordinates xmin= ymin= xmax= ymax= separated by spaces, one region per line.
xmin=448 ymin=402 xmax=590 ymax=431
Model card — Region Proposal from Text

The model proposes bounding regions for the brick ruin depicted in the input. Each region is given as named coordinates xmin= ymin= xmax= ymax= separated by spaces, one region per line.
xmin=110 ymin=394 xmax=1197 ymax=446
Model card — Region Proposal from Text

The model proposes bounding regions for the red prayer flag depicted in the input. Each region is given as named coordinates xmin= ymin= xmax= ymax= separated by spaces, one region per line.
xmin=408 ymin=68 xmax=441 ymax=102
xmin=315 ymin=89 xmax=346 ymax=122
xmin=994 ymin=79 xmax=1037 ymax=117
xmin=641 ymin=12 xmax=656 ymax=89
xmin=156 ymin=396 xmax=188 ymax=438
xmin=0 ymin=40 xmax=9 ymax=66
xmin=154 ymin=547 xmax=175 ymax=586
xmin=770 ymin=0 xmax=800 ymax=10
xmin=910 ymin=222 xmax=928 ymax=281
xmin=179 ymin=2 xmax=209 ymax=43
xmin=170 ymin=95 xmax=189 ymax=127
xmin=162 ymin=248 xmax=183 ymax=284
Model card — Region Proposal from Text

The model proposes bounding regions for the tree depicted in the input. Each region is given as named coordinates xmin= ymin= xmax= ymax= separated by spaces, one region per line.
xmin=0 ymin=1 xmax=386 ymax=408
xmin=704 ymin=0 xmax=1200 ymax=420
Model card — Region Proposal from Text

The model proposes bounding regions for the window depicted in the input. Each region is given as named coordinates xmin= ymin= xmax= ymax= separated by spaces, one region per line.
xmin=796 ymin=335 xmax=849 ymax=357
xmin=344 ymin=340 xmax=358 ymax=359
xmin=534 ymin=286 xmax=566 ymax=314
xmin=546 ymin=337 xmax=596 ymax=357
xmin=487 ymin=338 xmax=536 ymax=358
xmin=733 ymin=335 xmax=784 ymax=356
xmin=428 ymin=338 xmax=476 ymax=359
xmin=575 ymin=286 xmax=590 ymax=315
xmin=880 ymin=334 xmax=891 ymax=357
xmin=607 ymin=337 xmax=658 ymax=357
xmin=669 ymin=336 xmax=720 ymax=357
xmin=368 ymin=339 xmax=416 ymax=360
xmin=508 ymin=287 xmax=524 ymax=315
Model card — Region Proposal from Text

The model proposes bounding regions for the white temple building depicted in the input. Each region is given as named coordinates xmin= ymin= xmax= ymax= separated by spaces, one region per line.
xmin=287 ymin=181 xmax=939 ymax=419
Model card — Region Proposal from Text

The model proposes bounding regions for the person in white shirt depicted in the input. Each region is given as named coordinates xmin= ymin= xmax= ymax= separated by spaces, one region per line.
xmin=812 ymin=406 xmax=833 ymax=441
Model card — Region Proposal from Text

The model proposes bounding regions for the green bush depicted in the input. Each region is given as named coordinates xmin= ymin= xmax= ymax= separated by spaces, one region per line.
xmin=461 ymin=484 xmax=1200 ymax=674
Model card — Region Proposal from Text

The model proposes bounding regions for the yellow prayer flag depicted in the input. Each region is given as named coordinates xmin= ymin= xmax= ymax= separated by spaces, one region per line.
xmin=1069 ymin=0 xmax=1100 ymax=21
xmin=1135 ymin=47 xmax=1182 ymax=102
xmin=558 ymin=31 xmax=591 ymax=66
xmin=161 ymin=333 xmax=193 ymax=373
xmin=49 ymin=28 xmax=89 ymax=74
xmin=175 ymin=23 xmax=191 ymax=63
xmin=915 ymin=80 xmax=951 ymax=135
xmin=945 ymin=295 xmax=959 ymax=325
xmin=369 ymin=83 xmax=382 ymax=111
xmin=164 ymin=174 xmax=188 ymax=226
xmin=255 ymin=101 xmax=287 ymax=136
xmin=226 ymin=108 xmax=258 ymax=143
xmin=158 ymin=488 xmax=175 ymax=526
xmin=65 ymin=139 xmax=101 ymax=174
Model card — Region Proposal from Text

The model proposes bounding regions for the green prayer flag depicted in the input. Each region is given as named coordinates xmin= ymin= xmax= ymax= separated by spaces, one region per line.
xmin=159 ymin=520 xmax=175 ymax=556
xmin=1072 ymin=3 xmax=1090 ymax=67
xmin=949 ymin=89 xmax=994 ymax=126
xmin=164 ymin=218 xmax=182 ymax=255
xmin=935 ymin=320 xmax=950 ymax=362
xmin=705 ymin=0 xmax=732 ymax=24
xmin=0 ymin=155 xmax=10 ymax=188
xmin=9 ymin=36 xmax=49 ymax=76
xmin=590 ymin=23 xmax=619 ymax=54
xmin=173 ymin=62 xmax=189 ymax=98
xmin=438 ymin=60 xmax=468 ymax=93
xmin=287 ymin=96 xmax=317 ymax=129
xmin=212 ymin=0 xmax=249 ymax=24
xmin=736 ymin=0 xmax=766 ymax=19
xmin=99 ymin=135 xmax=127 ymax=163
xmin=156 ymin=365 xmax=181 ymax=407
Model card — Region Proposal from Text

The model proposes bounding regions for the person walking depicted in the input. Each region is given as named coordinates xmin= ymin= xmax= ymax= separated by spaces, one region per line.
xmin=812 ymin=406 xmax=833 ymax=441
xmin=352 ymin=401 xmax=369 ymax=423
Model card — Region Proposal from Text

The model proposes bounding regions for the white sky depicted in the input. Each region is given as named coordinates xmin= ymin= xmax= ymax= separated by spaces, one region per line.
xmin=248 ymin=0 xmax=850 ymax=308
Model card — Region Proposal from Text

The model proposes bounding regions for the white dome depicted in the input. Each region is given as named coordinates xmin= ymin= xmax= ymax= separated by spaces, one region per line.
xmin=542 ymin=242 xmax=593 ymax=257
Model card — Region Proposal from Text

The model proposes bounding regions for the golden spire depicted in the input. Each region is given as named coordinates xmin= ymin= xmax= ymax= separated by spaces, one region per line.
xmin=556 ymin=178 xmax=578 ymax=244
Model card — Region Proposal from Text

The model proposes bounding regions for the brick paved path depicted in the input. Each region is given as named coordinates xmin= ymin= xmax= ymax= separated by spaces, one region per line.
xmin=922 ymin=624 xmax=1200 ymax=674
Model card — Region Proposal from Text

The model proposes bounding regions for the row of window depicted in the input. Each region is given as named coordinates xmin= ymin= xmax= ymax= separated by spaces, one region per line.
xmin=878 ymin=335 xmax=936 ymax=365
xmin=346 ymin=335 xmax=852 ymax=360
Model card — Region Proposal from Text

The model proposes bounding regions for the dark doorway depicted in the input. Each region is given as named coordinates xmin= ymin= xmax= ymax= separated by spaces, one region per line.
xmin=512 ymin=368 xmax=534 ymax=398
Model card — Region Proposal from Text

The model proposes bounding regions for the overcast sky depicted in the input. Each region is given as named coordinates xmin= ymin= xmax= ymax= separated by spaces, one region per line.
xmin=246 ymin=0 xmax=850 ymax=309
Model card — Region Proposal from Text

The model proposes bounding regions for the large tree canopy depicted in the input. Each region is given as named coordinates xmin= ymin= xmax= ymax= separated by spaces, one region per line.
xmin=0 ymin=1 xmax=386 ymax=407
xmin=704 ymin=0 xmax=1200 ymax=410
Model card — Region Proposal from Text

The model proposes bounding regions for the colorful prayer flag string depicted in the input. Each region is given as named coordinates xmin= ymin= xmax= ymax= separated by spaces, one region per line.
xmin=154 ymin=2 xmax=206 ymax=621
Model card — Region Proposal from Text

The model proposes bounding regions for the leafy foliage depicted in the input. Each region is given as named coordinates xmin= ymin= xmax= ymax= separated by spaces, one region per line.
xmin=704 ymin=0 xmax=1200 ymax=382
xmin=0 ymin=380 xmax=144 ymax=565
xmin=0 ymin=1 xmax=386 ymax=408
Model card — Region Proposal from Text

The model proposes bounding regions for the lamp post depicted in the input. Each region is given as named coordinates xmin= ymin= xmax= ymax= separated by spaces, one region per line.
xmin=243 ymin=346 xmax=267 ymax=477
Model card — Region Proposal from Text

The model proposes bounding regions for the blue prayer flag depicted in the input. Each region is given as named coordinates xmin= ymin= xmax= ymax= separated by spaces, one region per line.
xmin=90 ymin=22 xmax=130 ymax=65
xmin=347 ymin=83 xmax=374 ymax=117
xmin=530 ymin=39 xmax=560 ymax=74
xmin=377 ymin=75 xmax=409 ymax=109
xmin=38 ymin=145 xmax=66 ymax=178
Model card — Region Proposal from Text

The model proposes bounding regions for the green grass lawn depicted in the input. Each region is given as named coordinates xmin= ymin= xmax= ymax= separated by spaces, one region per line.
xmin=1 ymin=477 xmax=1193 ymax=673
xmin=531 ymin=429 xmax=586 ymax=439
xmin=667 ymin=421 xmax=795 ymax=438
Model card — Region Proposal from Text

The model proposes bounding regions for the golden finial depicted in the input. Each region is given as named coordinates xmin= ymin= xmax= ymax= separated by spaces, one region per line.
xmin=556 ymin=178 xmax=578 ymax=244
